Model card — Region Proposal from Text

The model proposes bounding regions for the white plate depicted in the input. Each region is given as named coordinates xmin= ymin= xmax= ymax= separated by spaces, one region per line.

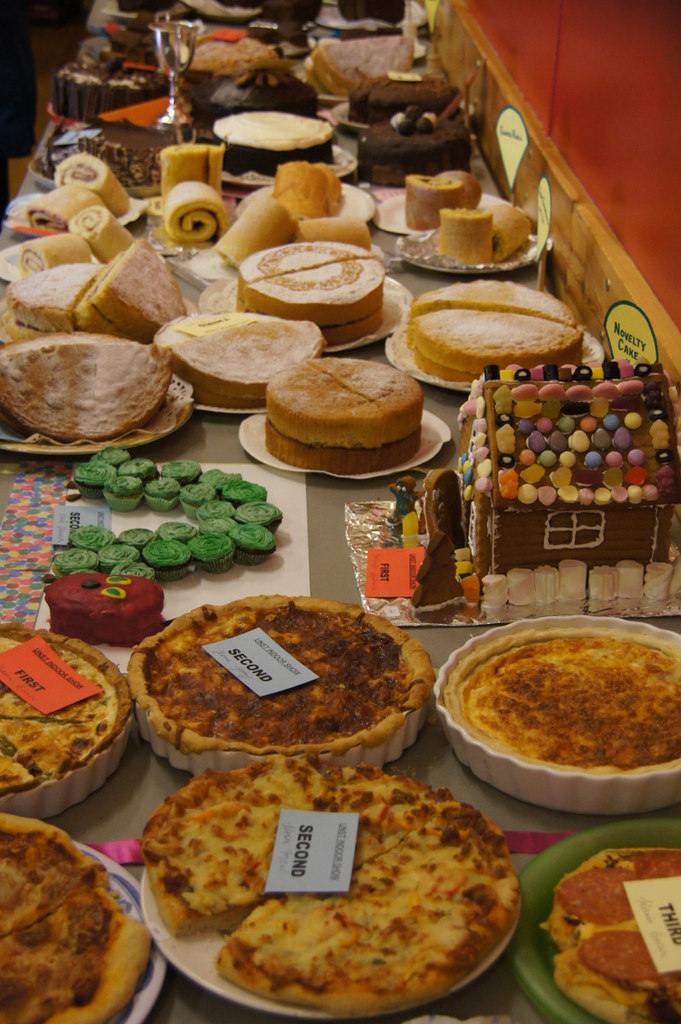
xmin=3 ymin=192 xmax=148 ymax=236
xmin=385 ymin=321 xmax=606 ymax=394
xmin=331 ymin=101 xmax=367 ymax=134
xmin=141 ymin=868 xmax=517 ymax=1020
xmin=373 ymin=191 xmax=508 ymax=237
xmin=78 ymin=843 xmax=166 ymax=1024
xmin=221 ymin=145 xmax=357 ymax=189
xmin=397 ymin=230 xmax=543 ymax=274
xmin=238 ymin=408 xmax=451 ymax=479
xmin=238 ymin=181 xmax=376 ymax=223
xmin=197 ymin=275 xmax=412 ymax=350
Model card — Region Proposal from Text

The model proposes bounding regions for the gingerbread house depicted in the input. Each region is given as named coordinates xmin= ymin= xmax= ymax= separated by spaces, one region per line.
xmin=456 ymin=360 xmax=681 ymax=590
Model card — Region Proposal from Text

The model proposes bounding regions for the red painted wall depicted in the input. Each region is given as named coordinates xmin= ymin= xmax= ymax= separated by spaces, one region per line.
xmin=464 ymin=0 xmax=681 ymax=334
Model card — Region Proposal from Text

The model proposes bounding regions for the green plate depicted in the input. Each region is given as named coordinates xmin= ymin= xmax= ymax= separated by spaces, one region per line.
xmin=509 ymin=817 xmax=681 ymax=1024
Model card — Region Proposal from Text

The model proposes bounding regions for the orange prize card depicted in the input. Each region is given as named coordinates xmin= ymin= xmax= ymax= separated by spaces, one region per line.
xmin=0 ymin=637 xmax=103 ymax=714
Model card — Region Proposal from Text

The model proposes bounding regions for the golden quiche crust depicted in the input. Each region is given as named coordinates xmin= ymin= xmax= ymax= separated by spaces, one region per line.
xmin=127 ymin=595 xmax=434 ymax=758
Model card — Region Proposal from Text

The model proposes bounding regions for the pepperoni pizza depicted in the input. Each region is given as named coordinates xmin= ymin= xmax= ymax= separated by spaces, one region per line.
xmin=543 ymin=847 xmax=681 ymax=1024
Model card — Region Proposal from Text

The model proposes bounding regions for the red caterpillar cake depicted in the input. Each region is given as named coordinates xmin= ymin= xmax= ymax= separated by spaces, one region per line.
xmin=45 ymin=572 xmax=165 ymax=647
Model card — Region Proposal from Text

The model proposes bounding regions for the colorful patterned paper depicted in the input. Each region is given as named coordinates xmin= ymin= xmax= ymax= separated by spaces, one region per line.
xmin=0 ymin=461 xmax=72 ymax=625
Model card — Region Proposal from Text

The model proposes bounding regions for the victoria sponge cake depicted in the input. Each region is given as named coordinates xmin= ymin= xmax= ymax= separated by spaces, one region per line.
xmin=407 ymin=279 xmax=583 ymax=381
xmin=265 ymin=357 xmax=423 ymax=473
xmin=237 ymin=241 xmax=385 ymax=347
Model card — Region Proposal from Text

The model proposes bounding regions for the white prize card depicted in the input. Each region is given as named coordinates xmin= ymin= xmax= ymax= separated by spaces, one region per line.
xmin=203 ymin=627 xmax=317 ymax=696
xmin=624 ymin=877 xmax=681 ymax=974
xmin=266 ymin=809 xmax=359 ymax=894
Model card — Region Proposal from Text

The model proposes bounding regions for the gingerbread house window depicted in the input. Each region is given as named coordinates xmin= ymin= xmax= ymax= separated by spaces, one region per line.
xmin=543 ymin=510 xmax=606 ymax=550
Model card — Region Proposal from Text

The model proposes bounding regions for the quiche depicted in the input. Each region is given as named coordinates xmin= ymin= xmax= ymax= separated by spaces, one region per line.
xmin=543 ymin=847 xmax=681 ymax=1024
xmin=127 ymin=594 xmax=434 ymax=760
xmin=0 ymin=812 xmax=151 ymax=1024
xmin=438 ymin=623 xmax=681 ymax=772
xmin=0 ymin=624 xmax=131 ymax=800
xmin=142 ymin=755 xmax=519 ymax=1016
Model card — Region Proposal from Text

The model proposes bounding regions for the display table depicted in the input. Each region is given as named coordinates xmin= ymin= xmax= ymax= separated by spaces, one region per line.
xmin=2 ymin=92 xmax=681 ymax=1024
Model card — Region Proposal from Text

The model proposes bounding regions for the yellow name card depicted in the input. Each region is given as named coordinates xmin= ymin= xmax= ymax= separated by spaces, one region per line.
xmin=536 ymin=175 xmax=551 ymax=259
xmin=604 ymin=300 xmax=658 ymax=365
xmin=495 ymin=105 xmax=529 ymax=191
xmin=177 ymin=312 xmax=260 ymax=337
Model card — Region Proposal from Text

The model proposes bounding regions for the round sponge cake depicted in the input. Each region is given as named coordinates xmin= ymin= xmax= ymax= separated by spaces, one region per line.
xmin=265 ymin=357 xmax=423 ymax=474
xmin=237 ymin=241 xmax=385 ymax=347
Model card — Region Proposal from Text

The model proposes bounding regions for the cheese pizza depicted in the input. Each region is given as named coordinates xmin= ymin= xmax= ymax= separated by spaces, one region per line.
xmin=128 ymin=595 xmax=435 ymax=760
xmin=0 ymin=812 xmax=151 ymax=1024
xmin=544 ymin=847 xmax=681 ymax=1024
xmin=0 ymin=623 xmax=131 ymax=800
xmin=142 ymin=755 xmax=519 ymax=1016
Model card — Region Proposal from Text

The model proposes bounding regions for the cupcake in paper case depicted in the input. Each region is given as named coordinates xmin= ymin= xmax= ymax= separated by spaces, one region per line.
xmin=188 ymin=532 xmax=236 ymax=574
xmin=234 ymin=501 xmax=283 ymax=532
xmin=156 ymin=520 xmax=198 ymax=544
xmin=112 ymin=561 xmax=157 ymax=580
xmin=199 ymin=469 xmax=242 ymax=490
xmin=97 ymin=543 xmax=142 ymax=573
xmin=198 ymin=515 xmax=237 ymax=535
xmin=179 ymin=482 xmax=217 ymax=520
xmin=195 ymin=499 xmax=236 ymax=526
xmin=160 ymin=459 xmax=202 ymax=485
xmin=52 ymin=547 xmax=100 ymax=576
xmin=220 ymin=479 xmax=268 ymax=506
xmin=118 ymin=457 xmax=158 ymax=481
xmin=68 ymin=525 xmax=116 ymax=552
xmin=228 ymin=522 xmax=276 ymax=565
xmin=103 ymin=474 xmax=144 ymax=512
xmin=142 ymin=537 xmax=193 ymax=581
xmin=90 ymin=445 xmax=131 ymax=468
xmin=144 ymin=477 xmax=181 ymax=512
xmin=73 ymin=460 xmax=117 ymax=500
xmin=116 ymin=527 xmax=156 ymax=551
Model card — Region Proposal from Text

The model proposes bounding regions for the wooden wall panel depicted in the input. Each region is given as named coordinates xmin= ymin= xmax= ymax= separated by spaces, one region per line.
xmin=448 ymin=0 xmax=681 ymax=341
xmin=434 ymin=0 xmax=681 ymax=379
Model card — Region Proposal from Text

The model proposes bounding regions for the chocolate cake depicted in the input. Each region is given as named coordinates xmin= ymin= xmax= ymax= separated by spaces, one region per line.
xmin=358 ymin=108 xmax=471 ymax=186
xmin=338 ymin=0 xmax=404 ymax=22
xmin=190 ymin=70 xmax=318 ymax=128
xmin=40 ymin=121 xmax=175 ymax=192
xmin=51 ymin=57 xmax=168 ymax=122
xmin=214 ymin=111 xmax=334 ymax=178
xmin=349 ymin=74 xmax=460 ymax=125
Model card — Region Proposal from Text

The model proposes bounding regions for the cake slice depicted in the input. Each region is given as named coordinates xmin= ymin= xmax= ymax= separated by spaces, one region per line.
xmin=3 ymin=263 xmax=101 ymax=341
xmin=74 ymin=239 xmax=186 ymax=343
xmin=409 ymin=278 xmax=579 ymax=326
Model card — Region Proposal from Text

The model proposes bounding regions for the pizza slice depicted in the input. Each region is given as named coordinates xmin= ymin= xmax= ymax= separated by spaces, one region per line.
xmin=0 ymin=813 xmax=108 ymax=937
xmin=544 ymin=848 xmax=681 ymax=1024
xmin=0 ymin=885 xmax=151 ymax=1024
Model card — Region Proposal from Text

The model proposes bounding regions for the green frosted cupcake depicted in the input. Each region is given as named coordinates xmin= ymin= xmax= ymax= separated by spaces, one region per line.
xmin=115 ymin=528 xmax=155 ymax=551
xmin=188 ymin=532 xmax=236 ymax=574
xmin=118 ymin=457 xmax=158 ymax=481
xmin=69 ymin=525 xmax=116 ymax=551
xmin=52 ymin=548 xmax=100 ymax=576
xmin=73 ymin=461 xmax=117 ymax=499
xmin=199 ymin=469 xmax=242 ymax=490
xmin=179 ymin=482 xmax=217 ymax=520
xmin=195 ymin=499 xmax=236 ymax=525
xmin=144 ymin=477 xmax=181 ymax=512
xmin=97 ymin=543 xmax=141 ymax=573
xmin=228 ymin=522 xmax=276 ymax=565
xmin=103 ymin=475 xmax=144 ymax=512
xmin=111 ymin=561 xmax=157 ymax=580
xmin=234 ymin=501 xmax=283 ymax=532
xmin=160 ymin=459 xmax=202 ymax=485
xmin=198 ymin=515 xmax=237 ymax=535
xmin=156 ymin=521 xmax=197 ymax=543
xmin=220 ymin=479 xmax=268 ymax=506
xmin=142 ymin=538 xmax=192 ymax=581
xmin=90 ymin=446 xmax=131 ymax=468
